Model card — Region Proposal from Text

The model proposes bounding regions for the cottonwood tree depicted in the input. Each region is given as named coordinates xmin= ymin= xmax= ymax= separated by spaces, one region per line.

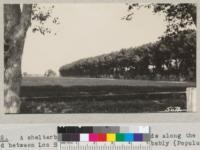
xmin=4 ymin=4 xmax=59 ymax=113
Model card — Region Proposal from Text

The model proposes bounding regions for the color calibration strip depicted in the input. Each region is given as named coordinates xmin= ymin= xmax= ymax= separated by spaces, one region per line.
xmin=57 ymin=126 xmax=150 ymax=142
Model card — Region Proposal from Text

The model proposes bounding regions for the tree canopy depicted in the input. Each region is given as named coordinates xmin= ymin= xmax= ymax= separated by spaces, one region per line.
xmin=59 ymin=29 xmax=196 ymax=81
xmin=44 ymin=69 xmax=57 ymax=77
xmin=123 ymin=3 xmax=196 ymax=35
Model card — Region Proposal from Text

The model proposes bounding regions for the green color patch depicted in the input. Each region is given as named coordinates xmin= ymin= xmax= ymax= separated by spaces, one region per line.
xmin=116 ymin=133 xmax=124 ymax=142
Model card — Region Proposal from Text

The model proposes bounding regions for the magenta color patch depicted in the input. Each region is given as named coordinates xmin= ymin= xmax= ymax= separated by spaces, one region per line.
xmin=89 ymin=133 xmax=98 ymax=142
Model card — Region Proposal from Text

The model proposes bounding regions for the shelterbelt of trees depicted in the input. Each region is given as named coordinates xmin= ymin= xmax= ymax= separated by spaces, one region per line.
xmin=59 ymin=29 xmax=196 ymax=81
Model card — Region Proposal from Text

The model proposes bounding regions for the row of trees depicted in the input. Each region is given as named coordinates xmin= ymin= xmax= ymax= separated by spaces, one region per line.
xmin=23 ymin=69 xmax=57 ymax=77
xmin=60 ymin=29 xmax=196 ymax=81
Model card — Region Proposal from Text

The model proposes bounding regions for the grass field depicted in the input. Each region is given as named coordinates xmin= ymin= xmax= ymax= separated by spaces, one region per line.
xmin=20 ymin=77 xmax=196 ymax=113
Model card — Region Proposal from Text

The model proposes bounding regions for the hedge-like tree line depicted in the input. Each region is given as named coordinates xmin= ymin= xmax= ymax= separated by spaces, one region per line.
xmin=59 ymin=30 xmax=196 ymax=81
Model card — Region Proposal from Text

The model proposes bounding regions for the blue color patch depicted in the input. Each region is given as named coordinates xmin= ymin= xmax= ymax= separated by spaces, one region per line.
xmin=124 ymin=133 xmax=134 ymax=141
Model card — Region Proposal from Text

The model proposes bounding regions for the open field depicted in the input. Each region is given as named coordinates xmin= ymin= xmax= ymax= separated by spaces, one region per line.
xmin=22 ymin=77 xmax=195 ymax=87
xmin=20 ymin=77 xmax=196 ymax=113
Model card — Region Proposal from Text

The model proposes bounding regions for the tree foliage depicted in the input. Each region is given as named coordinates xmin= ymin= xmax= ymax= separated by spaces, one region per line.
xmin=59 ymin=30 xmax=196 ymax=81
xmin=123 ymin=3 xmax=196 ymax=35
xmin=44 ymin=69 xmax=57 ymax=77
xmin=31 ymin=4 xmax=60 ymax=35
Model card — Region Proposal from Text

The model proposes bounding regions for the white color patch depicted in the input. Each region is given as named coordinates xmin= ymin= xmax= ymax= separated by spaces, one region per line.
xmin=80 ymin=133 xmax=89 ymax=142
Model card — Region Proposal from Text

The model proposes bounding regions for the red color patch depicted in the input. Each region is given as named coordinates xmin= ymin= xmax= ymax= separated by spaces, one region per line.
xmin=97 ymin=134 xmax=106 ymax=141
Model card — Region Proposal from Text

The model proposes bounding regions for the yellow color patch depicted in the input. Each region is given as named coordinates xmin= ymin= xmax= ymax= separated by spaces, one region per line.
xmin=106 ymin=133 xmax=116 ymax=142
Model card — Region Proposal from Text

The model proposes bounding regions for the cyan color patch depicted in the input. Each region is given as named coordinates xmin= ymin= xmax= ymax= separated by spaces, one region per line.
xmin=124 ymin=133 xmax=134 ymax=141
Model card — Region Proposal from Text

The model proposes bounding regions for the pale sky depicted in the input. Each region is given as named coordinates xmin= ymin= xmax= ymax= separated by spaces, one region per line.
xmin=22 ymin=3 xmax=166 ymax=75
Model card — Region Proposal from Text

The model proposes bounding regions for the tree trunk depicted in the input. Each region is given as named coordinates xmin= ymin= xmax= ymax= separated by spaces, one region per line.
xmin=4 ymin=4 xmax=32 ymax=113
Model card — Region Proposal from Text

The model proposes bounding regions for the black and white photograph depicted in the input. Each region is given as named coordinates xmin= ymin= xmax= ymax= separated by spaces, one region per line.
xmin=4 ymin=3 xmax=196 ymax=114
